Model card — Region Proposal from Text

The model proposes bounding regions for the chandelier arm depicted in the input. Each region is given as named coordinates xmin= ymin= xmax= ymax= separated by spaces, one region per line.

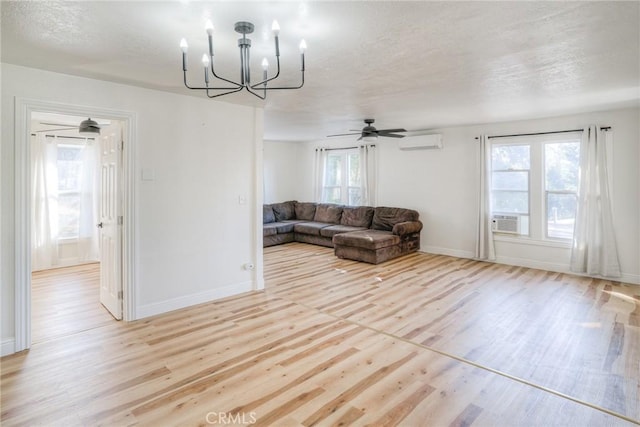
xmin=205 ymin=86 xmax=245 ymax=98
xmin=210 ymin=61 xmax=244 ymax=88
xmin=183 ymin=70 xmax=241 ymax=91
xmin=243 ymin=86 xmax=267 ymax=100
xmin=256 ymin=70 xmax=305 ymax=91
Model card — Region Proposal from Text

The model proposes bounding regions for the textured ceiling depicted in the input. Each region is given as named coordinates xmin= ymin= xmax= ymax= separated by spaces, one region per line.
xmin=2 ymin=1 xmax=639 ymax=141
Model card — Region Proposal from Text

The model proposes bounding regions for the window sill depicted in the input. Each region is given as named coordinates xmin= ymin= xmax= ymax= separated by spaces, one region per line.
xmin=493 ymin=234 xmax=572 ymax=249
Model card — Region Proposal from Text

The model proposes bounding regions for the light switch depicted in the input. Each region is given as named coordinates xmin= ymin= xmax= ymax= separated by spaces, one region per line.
xmin=238 ymin=195 xmax=247 ymax=205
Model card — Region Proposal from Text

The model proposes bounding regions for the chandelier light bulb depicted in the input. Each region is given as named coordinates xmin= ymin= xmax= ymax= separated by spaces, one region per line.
xmin=205 ymin=19 xmax=214 ymax=35
xmin=261 ymin=58 xmax=269 ymax=70
xmin=271 ymin=20 xmax=280 ymax=36
xmin=299 ymin=39 xmax=307 ymax=53
xmin=180 ymin=38 xmax=188 ymax=53
xmin=201 ymin=53 xmax=210 ymax=67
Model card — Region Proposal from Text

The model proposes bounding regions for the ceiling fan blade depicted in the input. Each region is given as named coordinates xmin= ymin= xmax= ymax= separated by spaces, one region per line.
xmin=35 ymin=127 xmax=78 ymax=132
xmin=378 ymin=128 xmax=407 ymax=134
xmin=327 ymin=132 xmax=362 ymax=137
xmin=380 ymin=133 xmax=406 ymax=138
xmin=41 ymin=122 xmax=78 ymax=126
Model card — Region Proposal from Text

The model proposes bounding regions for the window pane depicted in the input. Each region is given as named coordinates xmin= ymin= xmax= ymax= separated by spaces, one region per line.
xmin=547 ymin=192 xmax=577 ymax=239
xmin=325 ymin=155 xmax=342 ymax=186
xmin=348 ymin=187 xmax=361 ymax=206
xmin=59 ymin=193 xmax=80 ymax=239
xmin=492 ymin=145 xmax=530 ymax=170
xmin=323 ymin=187 xmax=341 ymax=204
xmin=491 ymin=190 xmax=528 ymax=214
xmin=58 ymin=146 xmax=83 ymax=191
xmin=545 ymin=142 xmax=580 ymax=191
xmin=57 ymin=145 xmax=83 ymax=238
xmin=348 ymin=154 xmax=360 ymax=187
xmin=492 ymin=171 xmax=528 ymax=191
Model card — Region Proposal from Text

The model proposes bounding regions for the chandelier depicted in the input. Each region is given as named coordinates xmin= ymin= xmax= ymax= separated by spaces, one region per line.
xmin=180 ymin=20 xmax=306 ymax=99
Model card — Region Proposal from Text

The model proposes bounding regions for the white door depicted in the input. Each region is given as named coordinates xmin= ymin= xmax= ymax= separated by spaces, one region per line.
xmin=98 ymin=122 xmax=123 ymax=320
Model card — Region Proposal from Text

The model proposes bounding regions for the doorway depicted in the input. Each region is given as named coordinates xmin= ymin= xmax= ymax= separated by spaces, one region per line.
xmin=13 ymin=98 xmax=136 ymax=352
xmin=29 ymin=113 xmax=123 ymax=342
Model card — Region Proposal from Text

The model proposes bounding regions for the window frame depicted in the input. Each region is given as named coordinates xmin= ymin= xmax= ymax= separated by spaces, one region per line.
xmin=322 ymin=148 xmax=362 ymax=206
xmin=489 ymin=132 xmax=582 ymax=244
xmin=56 ymin=142 xmax=85 ymax=241
xmin=542 ymin=139 xmax=581 ymax=241
xmin=490 ymin=141 xmax=532 ymax=236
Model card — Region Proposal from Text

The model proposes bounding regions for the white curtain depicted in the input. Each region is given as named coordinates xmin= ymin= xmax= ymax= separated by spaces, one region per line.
xmin=31 ymin=135 xmax=100 ymax=271
xmin=313 ymin=147 xmax=328 ymax=202
xmin=359 ymin=144 xmax=377 ymax=206
xmin=31 ymin=134 xmax=59 ymax=271
xmin=77 ymin=140 xmax=100 ymax=263
xmin=570 ymin=126 xmax=620 ymax=277
xmin=475 ymin=135 xmax=496 ymax=260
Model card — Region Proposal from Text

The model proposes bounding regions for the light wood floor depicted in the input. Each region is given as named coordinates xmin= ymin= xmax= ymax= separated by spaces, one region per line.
xmin=31 ymin=263 xmax=115 ymax=343
xmin=1 ymin=243 xmax=638 ymax=426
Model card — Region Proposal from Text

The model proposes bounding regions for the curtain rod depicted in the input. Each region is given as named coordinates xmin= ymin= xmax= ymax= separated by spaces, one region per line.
xmin=316 ymin=144 xmax=376 ymax=151
xmin=476 ymin=126 xmax=611 ymax=140
xmin=31 ymin=133 xmax=95 ymax=141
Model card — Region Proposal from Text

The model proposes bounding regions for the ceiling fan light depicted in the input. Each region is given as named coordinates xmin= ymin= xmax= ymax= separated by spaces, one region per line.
xmin=79 ymin=118 xmax=101 ymax=135
xmin=362 ymin=135 xmax=377 ymax=143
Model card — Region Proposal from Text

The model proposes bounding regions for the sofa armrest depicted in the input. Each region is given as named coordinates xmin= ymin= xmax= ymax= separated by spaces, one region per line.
xmin=392 ymin=221 xmax=423 ymax=236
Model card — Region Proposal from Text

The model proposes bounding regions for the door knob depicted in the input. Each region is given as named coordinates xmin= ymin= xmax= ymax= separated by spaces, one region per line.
xmin=97 ymin=222 xmax=103 ymax=228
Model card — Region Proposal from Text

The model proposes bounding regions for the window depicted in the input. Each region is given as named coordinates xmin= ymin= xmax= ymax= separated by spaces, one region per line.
xmin=544 ymin=141 xmax=580 ymax=239
xmin=490 ymin=133 xmax=581 ymax=241
xmin=57 ymin=144 xmax=84 ymax=239
xmin=491 ymin=144 xmax=530 ymax=235
xmin=322 ymin=149 xmax=363 ymax=205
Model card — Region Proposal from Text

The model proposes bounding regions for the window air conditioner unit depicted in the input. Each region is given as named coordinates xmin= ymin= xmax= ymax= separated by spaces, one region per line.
xmin=398 ymin=134 xmax=443 ymax=150
xmin=491 ymin=214 xmax=520 ymax=234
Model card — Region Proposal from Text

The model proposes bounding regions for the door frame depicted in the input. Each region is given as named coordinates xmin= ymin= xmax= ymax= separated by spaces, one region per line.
xmin=14 ymin=97 xmax=137 ymax=352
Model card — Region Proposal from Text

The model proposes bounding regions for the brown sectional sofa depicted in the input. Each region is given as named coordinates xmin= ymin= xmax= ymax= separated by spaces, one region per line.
xmin=263 ymin=201 xmax=423 ymax=264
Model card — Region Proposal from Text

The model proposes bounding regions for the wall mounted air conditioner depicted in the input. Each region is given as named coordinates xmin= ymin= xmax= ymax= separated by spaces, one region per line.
xmin=398 ymin=134 xmax=443 ymax=150
xmin=491 ymin=214 xmax=520 ymax=234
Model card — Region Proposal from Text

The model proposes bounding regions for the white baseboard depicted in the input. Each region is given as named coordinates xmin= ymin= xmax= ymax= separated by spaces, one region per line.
xmin=420 ymin=246 xmax=475 ymax=260
xmin=619 ymin=272 xmax=640 ymax=285
xmin=495 ymin=255 xmax=640 ymax=285
xmin=420 ymin=247 xmax=639 ymax=285
xmin=1 ymin=339 xmax=16 ymax=357
xmin=136 ymin=280 xmax=256 ymax=320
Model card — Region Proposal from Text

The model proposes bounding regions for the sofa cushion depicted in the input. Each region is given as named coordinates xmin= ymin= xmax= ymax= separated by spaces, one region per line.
xmin=320 ymin=224 xmax=368 ymax=238
xmin=272 ymin=201 xmax=296 ymax=221
xmin=295 ymin=202 xmax=317 ymax=221
xmin=313 ymin=204 xmax=343 ymax=224
xmin=332 ymin=230 xmax=400 ymax=250
xmin=294 ymin=221 xmax=332 ymax=236
xmin=263 ymin=224 xmax=278 ymax=237
xmin=263 ymin=205 xmax=276 ymax=224
xmin=340 ymin=206 xmax=375 ymax=227
xmin=274 ymin=222 xmax=295 ymax=233
xmin=371 ymin=207 xmax=419 ymax=231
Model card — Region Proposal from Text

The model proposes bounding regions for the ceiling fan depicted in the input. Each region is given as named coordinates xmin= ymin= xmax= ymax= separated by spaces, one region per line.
xmin=327 ymin=119 xmax=407 ymax=140
xmin=34 ymin=118 xmax=103 ymax=135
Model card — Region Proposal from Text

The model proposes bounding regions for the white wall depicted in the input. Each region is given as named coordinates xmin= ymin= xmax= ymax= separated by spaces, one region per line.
xmin=263 ymin=140 xmax=300 ymax=203
xmin=1 ymin=63 xmax=263 ymax=355
xmin=295 ymin=107 xmax=640 ymax=284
